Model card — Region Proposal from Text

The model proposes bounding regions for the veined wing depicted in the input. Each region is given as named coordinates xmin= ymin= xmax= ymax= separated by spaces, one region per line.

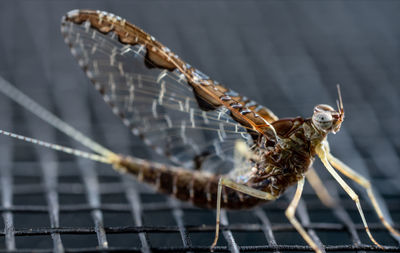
xmin=61 ymin=10 xmax=278 ymax=173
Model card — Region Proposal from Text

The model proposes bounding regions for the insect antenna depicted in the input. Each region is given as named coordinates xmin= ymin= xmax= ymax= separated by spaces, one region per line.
xmin=336 ymin=84 xmax=344 ymax=117
xmin=0 ymin=76 xmax=119 ymax=163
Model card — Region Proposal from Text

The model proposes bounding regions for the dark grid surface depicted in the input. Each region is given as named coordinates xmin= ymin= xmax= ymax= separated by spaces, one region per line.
xmin=0 ymin=0 xmax=400 ymax=252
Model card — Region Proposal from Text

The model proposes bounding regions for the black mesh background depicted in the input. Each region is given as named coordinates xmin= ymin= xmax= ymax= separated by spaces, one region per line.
xmin=0 ymin=1 xmax=399 ymax=252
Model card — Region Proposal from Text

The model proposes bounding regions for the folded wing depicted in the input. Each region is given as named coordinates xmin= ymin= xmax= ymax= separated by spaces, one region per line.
xmin=61 ymin=10 xmax=278 ymax=174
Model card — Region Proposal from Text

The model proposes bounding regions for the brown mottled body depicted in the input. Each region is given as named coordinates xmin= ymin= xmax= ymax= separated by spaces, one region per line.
xmin=117 ymin=156 xmax=264 ymax=209
xmin=248 ymin=118 xmax=326 ymax=196
xmin=116 ymin=117 xmax=324 ymax=209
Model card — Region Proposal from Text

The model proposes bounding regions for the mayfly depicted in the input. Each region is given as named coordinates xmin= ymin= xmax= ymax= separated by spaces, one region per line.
xmin=0 ymin=9 xmax=398 ymax=252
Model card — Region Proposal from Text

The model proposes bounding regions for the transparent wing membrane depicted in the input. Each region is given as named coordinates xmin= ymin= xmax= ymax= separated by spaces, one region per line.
xmin=62 ymin=17 xmax=254 ymax=173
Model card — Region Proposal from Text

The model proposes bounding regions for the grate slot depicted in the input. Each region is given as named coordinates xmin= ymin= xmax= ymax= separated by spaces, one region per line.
xmin=168 ymin=199 xmax=193 ymax=251
xmin=123 ymin=177 xmax=151 ymax=253
xmin=253 ymin=208 xmax=279 ymax=252
xmin=296 ymin=200 xmax=325 ymax=250
xmin=0 ymin=91 xmax=15 ymax=250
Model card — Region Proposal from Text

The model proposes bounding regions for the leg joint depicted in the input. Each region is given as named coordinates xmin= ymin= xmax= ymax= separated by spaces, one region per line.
xmin=351 ymin=194 xmax=360 ymax=202
xmin=364 ymin=180 xmax=371 ymax=189
xmin=285 ymin=207 xmax=295 ymax=217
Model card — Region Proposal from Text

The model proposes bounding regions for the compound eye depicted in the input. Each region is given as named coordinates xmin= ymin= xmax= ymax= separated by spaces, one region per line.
xmin=313 ymin=112 xmax=333 ymax=130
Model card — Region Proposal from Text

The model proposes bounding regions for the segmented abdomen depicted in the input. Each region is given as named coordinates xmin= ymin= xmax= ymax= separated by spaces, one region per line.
xmin=117 ymin=156 xmax=265 ymax=209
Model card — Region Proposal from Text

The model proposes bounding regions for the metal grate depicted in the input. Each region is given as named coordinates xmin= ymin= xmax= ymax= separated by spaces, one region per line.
xmin=0 ymin=1 xmax=399 ymax=252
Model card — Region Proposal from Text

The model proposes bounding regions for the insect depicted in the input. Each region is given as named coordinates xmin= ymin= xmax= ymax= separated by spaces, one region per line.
xmin=0 ymin=9 xmax=398 ymax=252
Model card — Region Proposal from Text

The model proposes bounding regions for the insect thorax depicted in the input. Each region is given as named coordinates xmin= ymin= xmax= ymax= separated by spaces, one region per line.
xmin=247 ymin=118 xmax=327 ymax=197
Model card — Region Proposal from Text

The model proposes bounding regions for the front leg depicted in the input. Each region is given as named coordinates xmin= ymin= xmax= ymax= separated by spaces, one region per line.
xmin=316 ymin=142 xmax=383 ymax=248
xmin=324 ymin=142 xmax=400 ymax=237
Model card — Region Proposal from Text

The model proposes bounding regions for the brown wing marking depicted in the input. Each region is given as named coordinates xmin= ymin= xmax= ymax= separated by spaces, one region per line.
xmin=65 ymin=10 xmax=277 ymax=136
xmin=224 ymin=93 xmax=278 ymax=123
xmin=272 ymin=117 xmax=304 ymax=138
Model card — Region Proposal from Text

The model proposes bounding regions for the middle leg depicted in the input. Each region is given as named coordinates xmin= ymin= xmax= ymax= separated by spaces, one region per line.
xmin=285 ymin=177 xmax=323 ymax=253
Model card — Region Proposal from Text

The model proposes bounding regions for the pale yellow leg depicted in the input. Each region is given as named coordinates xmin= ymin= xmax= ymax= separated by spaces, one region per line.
xmin=306 ymin=166 xmax=336 ymax=207
xmin=326 ymin=149 xmax=400 ymax=237
xmin=285 ymin=178 xmax=322 ymax=253
xmin=210 ymin=177 xmax=277 ymax=249
xmin=316 ymin=142 xmax=383 ymax=248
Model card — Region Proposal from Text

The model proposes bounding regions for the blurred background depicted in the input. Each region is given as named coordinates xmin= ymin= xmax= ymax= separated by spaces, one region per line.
xmin=0 ymin=0 xmax=399 ymax=252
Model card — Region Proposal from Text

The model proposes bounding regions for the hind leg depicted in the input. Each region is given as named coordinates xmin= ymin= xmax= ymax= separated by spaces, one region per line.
xmin=316 ymin=142 xmax=383 ymax=248
xmin=211 ymin=177 xmax=323 ymax=253
xmin=210 ymin=177 xmax=277 ymax=249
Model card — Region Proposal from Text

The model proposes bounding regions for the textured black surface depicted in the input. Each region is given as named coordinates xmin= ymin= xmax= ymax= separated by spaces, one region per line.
xmin=0 ymin=0 xmax=399 ymax=252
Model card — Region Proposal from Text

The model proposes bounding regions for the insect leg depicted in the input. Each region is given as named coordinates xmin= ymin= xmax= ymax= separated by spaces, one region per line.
xmin=326 ymin=150 xmax=400 ymax=237
xmin=316 ymin=143 xmax=383 ymax=248
xmin=210 ymin=177 xmax=277 ymax=249
xmin=285 ymin=178 xmax=323 ymax=253
xmin=306 ymin=167 xmax=336 ymax=207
